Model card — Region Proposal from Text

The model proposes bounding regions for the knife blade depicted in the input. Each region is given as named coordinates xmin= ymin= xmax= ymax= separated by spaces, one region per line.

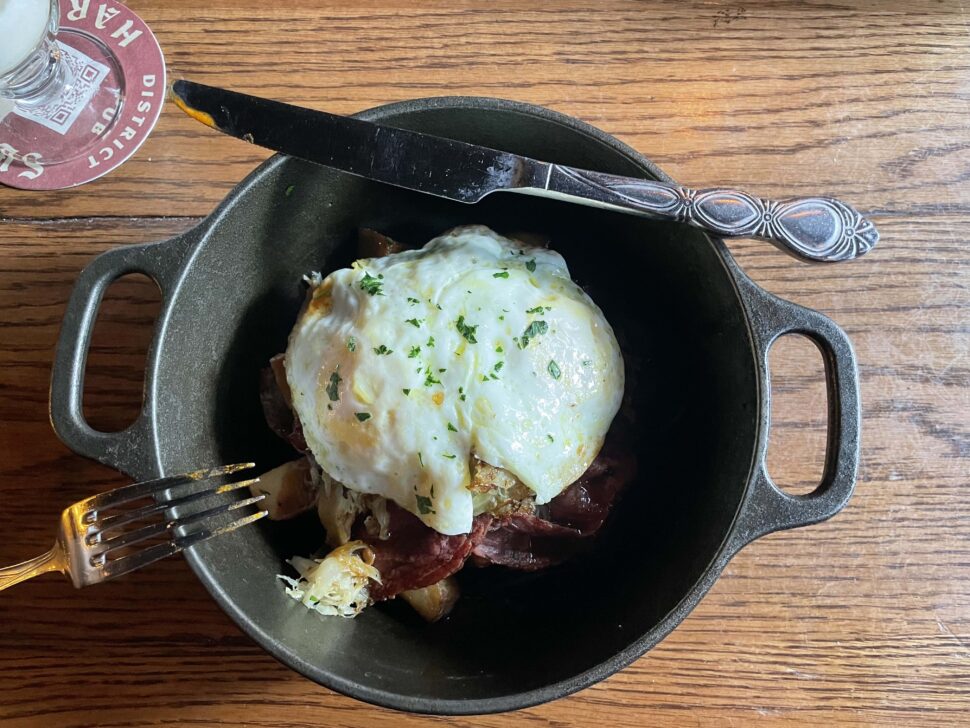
xmin=170 ymin=80 xmax=877 ymax=262
xmin=171 ymin=80 xmax=548 ymax=204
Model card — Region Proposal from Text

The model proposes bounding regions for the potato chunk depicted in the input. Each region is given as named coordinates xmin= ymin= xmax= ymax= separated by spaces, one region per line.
xmin=252 ymin=459 xmax=316 ymax=520
xmin=400 ymin=577 xmax=461 ymax=622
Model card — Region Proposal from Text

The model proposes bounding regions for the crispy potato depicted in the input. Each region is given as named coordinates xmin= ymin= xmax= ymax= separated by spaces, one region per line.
xmin=400 ymin=577 xmax=461 ymax=622
xmin=252 ymin=459 xmax=316 ymax=520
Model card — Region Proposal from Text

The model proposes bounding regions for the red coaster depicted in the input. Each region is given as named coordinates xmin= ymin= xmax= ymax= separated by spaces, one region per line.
xmin=0 ymin=0 xmax=165 ymax=190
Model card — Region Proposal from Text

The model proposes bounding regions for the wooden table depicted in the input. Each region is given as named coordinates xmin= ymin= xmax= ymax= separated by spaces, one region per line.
xmin=1 ymin=1 xmax=967 ymax=725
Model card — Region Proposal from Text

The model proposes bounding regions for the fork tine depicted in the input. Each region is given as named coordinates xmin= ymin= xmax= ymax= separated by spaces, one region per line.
xmin=91 ymin=477 xmax=260 ymax=537
xmin=83 ymin=463 xmax=255 ymax=513
xmin=94 ymin=493 xmax=266 ymax=555
xmin=99 ymin=509 xmax=268 ymax=580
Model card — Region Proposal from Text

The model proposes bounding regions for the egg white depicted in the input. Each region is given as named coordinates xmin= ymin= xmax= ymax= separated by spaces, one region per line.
xmin=285 ymin=226 xmax=624 ymax=535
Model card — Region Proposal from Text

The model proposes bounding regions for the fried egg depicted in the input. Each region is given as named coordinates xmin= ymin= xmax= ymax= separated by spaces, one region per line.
xmin=285 ymin=226 xmax=623 ymax=536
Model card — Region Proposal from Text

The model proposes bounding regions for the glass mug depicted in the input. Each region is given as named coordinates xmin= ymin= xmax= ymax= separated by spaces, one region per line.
xmin=0 ymin=0 xmax=145 ymax=175
xmin=0 ymin=0 xmax=72 ymax=107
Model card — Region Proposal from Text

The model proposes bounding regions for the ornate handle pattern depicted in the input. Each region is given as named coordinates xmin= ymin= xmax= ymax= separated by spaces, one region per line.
xmin=545 ymin=166 xmax=878 ymax=262
xmin=0 ymin=546 xmax=64 ymax=592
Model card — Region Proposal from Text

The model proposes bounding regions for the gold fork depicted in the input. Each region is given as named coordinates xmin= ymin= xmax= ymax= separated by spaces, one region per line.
xmin=0 ymin=463 xmax=266 ymax=592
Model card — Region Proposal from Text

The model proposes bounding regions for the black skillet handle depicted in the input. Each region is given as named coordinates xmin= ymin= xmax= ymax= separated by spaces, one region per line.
xmin=727 ymin=279 xmax=861 ymax=553
xmin=49 ymin=235 xmax=194 ymax=480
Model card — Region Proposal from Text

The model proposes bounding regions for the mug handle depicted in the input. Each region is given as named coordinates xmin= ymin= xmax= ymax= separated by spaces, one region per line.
xmin=49 ymin=234 xmax=196 ymax=480
xmin=727 ymin=277 xmax=861 ymax=553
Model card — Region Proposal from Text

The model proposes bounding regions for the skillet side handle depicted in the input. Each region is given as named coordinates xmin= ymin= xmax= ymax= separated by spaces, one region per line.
xmin=730 ymin=289 xmax=861 ymax=551
xmin=49 ymin=238 xmax=190 ymax=479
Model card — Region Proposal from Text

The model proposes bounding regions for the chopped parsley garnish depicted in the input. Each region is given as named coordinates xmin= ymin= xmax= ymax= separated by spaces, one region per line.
xmin=495 ymin=344 xmax=504 ymax=353
xmin=373 ymin=344 xmax=392 ymax=355
xmin=525 ymin=258 xmax=537 ymax=273
xmin=493 ymin=361 xmax=504 ymax=372
xmin=547 ymin=434 xmax=555 ymax=443
xmin=416 ymin=494 xmax=435 ymax=514
xmin=526 ymin=306 xmax=551 ymax=314
xmin=426 ymin=336 xmax=435 ymax=348
xmin=582 ymin=359 xmax=593 ymax=367
xmin=402 ymin=388 xmax=411 ymax=396
xmin=407 ymin=297 xmax=419 ymax=305
xmin=489 ymin=372 xmax=499 ymax=380
xmin=458 ymin=386 xmax=466 ymax=401
xmin=326 ymin=370 xmax=341 ymax=401
xmin=438 ymin=368 xmax=447 ymax=373
xmin=355 ymin=412 xmax=372 ymax=422
xmin=285 ymin=185 xmax=295 ymax=197
xmin=447 ymin=422 xmax=458 ymax=432
xmin=518 ymin=320 xmax=548 ymax=349
xmin=359 ymin=272 xmax=384 ymax=296
xmin=443 ymin=453 xmax=457 ymax=459
xmin=408 ymin=345 xmax=421 ymax=358
xmin=405 ymin=318 xmax=423 ymax=328
xmin=493 ymin=270 xmax=509 ymax=279
xmin=346 ymin=337 xmax=357 ymax=352
xmin=423 ymin=367 xmax=441 ymax=387
xmin=548 ymin=359 xmax=562 ymax=380
xmin=455 ymin=315 xmax=478 ymax=344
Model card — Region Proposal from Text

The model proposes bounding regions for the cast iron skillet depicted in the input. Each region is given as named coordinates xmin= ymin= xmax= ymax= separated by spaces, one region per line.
xmin=49 ymin=97 xmax=860 ymax=714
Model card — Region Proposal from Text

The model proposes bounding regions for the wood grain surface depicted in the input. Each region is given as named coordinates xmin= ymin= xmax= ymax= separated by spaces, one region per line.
xmin=1 ymin=1 xmax=968 ymax=725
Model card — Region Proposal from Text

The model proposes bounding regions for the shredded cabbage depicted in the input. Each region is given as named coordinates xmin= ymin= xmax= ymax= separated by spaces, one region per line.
xmin=278 ymin=541 xmax=380 ymax=618
xmin=314 ymin=468 xmax=362 ymax=548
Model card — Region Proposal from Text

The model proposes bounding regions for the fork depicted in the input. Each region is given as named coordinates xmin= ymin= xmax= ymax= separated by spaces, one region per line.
xmin=0 ymin=463 xmax=267 ymax=592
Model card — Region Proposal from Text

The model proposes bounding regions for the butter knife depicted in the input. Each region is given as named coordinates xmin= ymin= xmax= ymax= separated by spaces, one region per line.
xmin=171 ymin=80 xmax=877 ymax=263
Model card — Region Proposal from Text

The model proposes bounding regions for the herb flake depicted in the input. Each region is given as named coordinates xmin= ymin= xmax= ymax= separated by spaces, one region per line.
xmin=416 ymin=494 xmax=435 ymax=514
xmin=402 ymin=388 xmax=411 ymax=396
xmin=424 ymin=367 xmax=441 ymax=387
xmin=359 ymin=272 xmax=384 ymax=296
xmin=326 ymin=370 xmax=341 ymax=401
xmin=493 ymin=270 xmax=510 ymax=279
xmin=373 ymin=344 xmax=392 ymax=355
xmin=518 ymin=320 xmax=548 ymax=349
xmin=355 ymin=412 xmax=372 ymax=422
xmin=525 ymin=258 xmax=537 ymax=273
xmin=456 ymin=315 xmax=478 ymax=344
xmin=408 ymin=345 xmax=421 ymax=359
xmin=447 ymin=422 xmax=458 ymax=432
xmin=548 ymin=360 xmax=562 ymax=380
xmin=346 ymin=337 xmax=357 ymax=352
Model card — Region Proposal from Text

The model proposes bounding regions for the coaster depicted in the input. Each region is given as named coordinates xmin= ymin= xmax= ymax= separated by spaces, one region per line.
xmin=0 ymin=0 xmax=166 ymax=190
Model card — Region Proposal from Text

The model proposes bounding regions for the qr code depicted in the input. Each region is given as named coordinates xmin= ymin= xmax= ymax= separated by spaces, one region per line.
xmin=14 ymin=42 xmax=109 ymax=136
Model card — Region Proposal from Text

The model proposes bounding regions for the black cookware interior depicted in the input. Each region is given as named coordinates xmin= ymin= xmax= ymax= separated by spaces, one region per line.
xmin=152 ymin=105 xmax=755 ymax=703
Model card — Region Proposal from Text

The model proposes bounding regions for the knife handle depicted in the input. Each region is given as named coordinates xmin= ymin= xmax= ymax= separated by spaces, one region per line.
xmin=543 ymin=165 xmax=878 ymax=263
